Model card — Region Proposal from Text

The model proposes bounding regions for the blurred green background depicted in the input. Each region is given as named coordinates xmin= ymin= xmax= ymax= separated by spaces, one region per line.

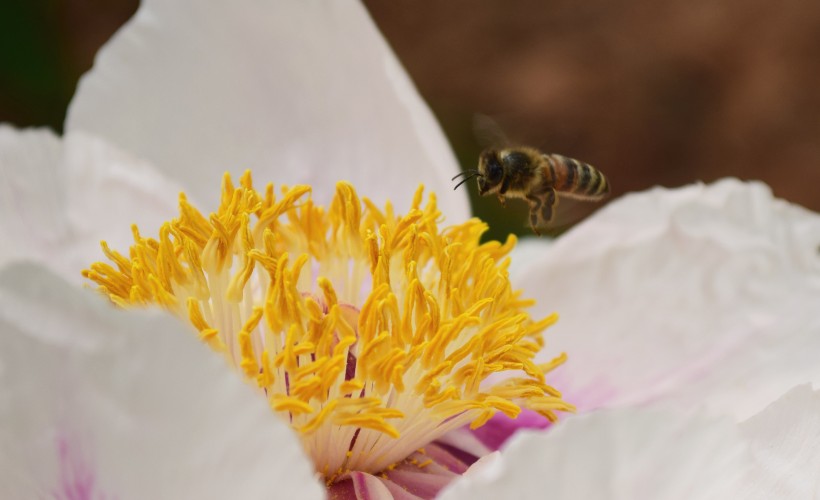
xmin=2 ymin=0 xmax=820 ymax=242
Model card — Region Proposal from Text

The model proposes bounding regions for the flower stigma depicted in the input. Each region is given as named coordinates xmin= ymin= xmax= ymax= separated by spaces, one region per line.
xmin=83 ymin=171 xmax=573 ymax=484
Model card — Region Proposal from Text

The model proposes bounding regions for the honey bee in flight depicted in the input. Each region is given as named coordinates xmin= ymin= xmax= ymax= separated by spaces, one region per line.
xmin=453 ymin=146 xmax=610 ymax=235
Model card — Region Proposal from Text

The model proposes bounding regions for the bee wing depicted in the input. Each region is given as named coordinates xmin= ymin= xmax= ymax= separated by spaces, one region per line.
xmin=472 ymin=113 xmax=511 ymax=148
xmin=547 ymin=192 xmax=603 ymax=229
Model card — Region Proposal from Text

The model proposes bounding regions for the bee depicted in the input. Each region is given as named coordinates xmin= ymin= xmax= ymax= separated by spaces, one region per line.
xmin=453 ymin=146 xmax=610 ymax=235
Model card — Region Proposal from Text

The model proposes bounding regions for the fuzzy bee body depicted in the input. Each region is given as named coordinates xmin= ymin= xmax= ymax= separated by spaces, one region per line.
xmin=453 ymin=146 xmax=610 ymax=235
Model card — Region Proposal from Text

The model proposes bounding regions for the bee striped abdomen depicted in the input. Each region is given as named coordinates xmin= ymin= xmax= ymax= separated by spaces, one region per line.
xmin=545 ymin=154 xmax=609 ymax=200
xmin=588 ymin=168 xmax=610 ymax=198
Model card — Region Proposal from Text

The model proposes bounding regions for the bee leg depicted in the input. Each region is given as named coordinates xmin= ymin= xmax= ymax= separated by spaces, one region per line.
xmin=540 ymin=189 xmax=557 ymax=225
xmin=525 ymin=188 xmax=557 ymax=235
xmin=525 ymin=193 xmax=545 ymax=236
xmin=497 ymin=177 xmax=510 ymax=207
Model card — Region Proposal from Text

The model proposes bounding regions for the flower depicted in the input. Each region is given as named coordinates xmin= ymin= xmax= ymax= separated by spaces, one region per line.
xmin=2 ymin=1 xmax=820 ymax=499
xmin=82 ymin=172 xmax=572 ymax=489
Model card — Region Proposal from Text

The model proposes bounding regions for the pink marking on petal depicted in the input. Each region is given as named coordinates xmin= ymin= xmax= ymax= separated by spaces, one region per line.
xmin=330 ymin=474 xmax=421 ymax=500
xmin=469 ymin=409 xmax=552 ymax=451
xmin=349 ymin=471 xmax=395 ymax=500
xmin=328 ymin=477 xmax=357 ymax=500
xmin=52 ymin=433 xmax=112 ymax=500
xmin=377 ymin=477 xmax=424 ymax=500
xmin=432 ymin=427 xmax=491 ymax=465
xmin=548 ymin=367 xmax=620 ymax=411
xmin=397 ymin=456 xmax=454 ymax=478
xmin=330 ymin=444 xmax=470 ymax=499
xmin=411 ymin=444 xmax=468 ymax=474
xmin=384 ymin=469 xmax=453 ymax=499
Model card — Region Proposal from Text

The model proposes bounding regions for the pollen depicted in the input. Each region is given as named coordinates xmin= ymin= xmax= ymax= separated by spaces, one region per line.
xmin=83 ymin=171 xmax=572 ymax=480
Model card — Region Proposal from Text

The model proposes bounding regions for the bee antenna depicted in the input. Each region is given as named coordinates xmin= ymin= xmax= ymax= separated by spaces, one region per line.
xmin=453 ymin=173 xmax=479 ymax=191
xmin=451 ymin=169 xmax=479 ymax=181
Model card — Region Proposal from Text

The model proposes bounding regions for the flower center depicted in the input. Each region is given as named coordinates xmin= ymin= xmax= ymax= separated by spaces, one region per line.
xmin=83 ymin=171 xmax=572 ymax=482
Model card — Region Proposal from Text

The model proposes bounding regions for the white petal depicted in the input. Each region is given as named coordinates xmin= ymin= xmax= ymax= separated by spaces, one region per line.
xmin=0 ymin=125 xmax=67 ymax=269
xmin=0 ymin=125 xmax=184 ymax=284
xmin=514 ymin=179 xmax=820 ymax=419
xmin=0 ymin=263 xmax=323 ymax=499
xmin=59 ymin=131 xmax=183 ymax=281
xmin=66 ymin=0 xmax=468 ymax=221
xmin=735 ymin=384 xmax=820 ymax=498
xmin=439 ymin=408 xmax=749 ymax=500
xmin=62 ymin=132 xmax=182 ymax=238
xmin=505 ymin=236 xmax=552 ymax=278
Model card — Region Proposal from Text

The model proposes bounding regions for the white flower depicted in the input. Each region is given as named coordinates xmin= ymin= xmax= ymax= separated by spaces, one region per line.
xmin=2 ymin=1 xmax=820 ymax=499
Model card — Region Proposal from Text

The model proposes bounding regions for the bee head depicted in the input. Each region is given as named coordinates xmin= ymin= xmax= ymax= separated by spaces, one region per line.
xmin=477 ymin=149 xmax=504 ymax=195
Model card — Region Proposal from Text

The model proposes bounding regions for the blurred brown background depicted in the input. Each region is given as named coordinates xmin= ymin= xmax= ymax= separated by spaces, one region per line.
xmin=2 ymin=0 xmax=819 ymax=241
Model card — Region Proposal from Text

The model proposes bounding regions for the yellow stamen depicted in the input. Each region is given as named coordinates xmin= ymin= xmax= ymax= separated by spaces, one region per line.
xmin=83 ymin=172 xmax=573 ymax=479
